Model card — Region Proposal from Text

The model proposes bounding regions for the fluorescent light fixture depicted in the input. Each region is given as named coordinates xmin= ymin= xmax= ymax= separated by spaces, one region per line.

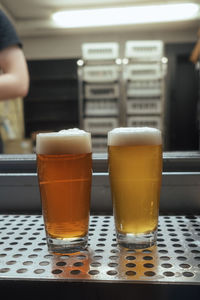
xmin=52 ymin=3 xmax=200 ymax=28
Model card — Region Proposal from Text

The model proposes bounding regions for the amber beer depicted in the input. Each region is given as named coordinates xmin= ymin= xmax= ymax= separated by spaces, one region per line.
xmin=108 ymin=127 xmax=162 ymax=249
xmin=36 ymin=129 xmax=92 ymax=253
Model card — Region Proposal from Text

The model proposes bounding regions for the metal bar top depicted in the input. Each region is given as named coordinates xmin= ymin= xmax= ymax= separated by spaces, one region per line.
xmin=0 ymin=214 xmax=200 ymax=284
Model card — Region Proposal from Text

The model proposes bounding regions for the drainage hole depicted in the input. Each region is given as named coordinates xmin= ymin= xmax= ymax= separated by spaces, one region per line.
xmin=90 ymin=262 xmax=101 ymax=267
xmin=126 ymin=256 xmax=136 ymax=261
xmin=34 ymin=269 xmax=45 ymax=274
xmin=157 ymin=238 xmax=165 ymax=242
xmin=6 ymin=261 xmax=16 ymax=265
xmin=33 ymin=248 xmax=43 ymax=252
xmin=194 ymin=257 xmax=200 ymax=261
xmin=96 ymin=243 xmax=105 ymax=247
xmin=0 ymin=268 xmax=10 ymax=273
xmin=182 ymin=271 xmax=194 ymax=277
xmin=109 ymin=256 xmax=119 ymax=261
xmin=107 ymin=270 xmax=118 ymax=276
xmin=0 ymin=254 xmax=7 ymax=257
xmin=3 ymin=248 xmax=13 ymax=251
xmin=39 ymin=261 xmax=50 ymax=266
xmin=88 ymin=270 xmax=99 ymax=275
xmin=142 ymin=249 xmax=152 ymax=254
xmin=18 ymin=248 xmax=27 ymax=252
xmin=158 ymin=250 xmax=168 ymax=254
xmin=13 ymin=254 xmax=22 ymax=258
xmin=76 ymin=255 xmax=86 ymax=260
xmin=108 ymin=262 xmax=118 ymax=267
xmin=56 ymin=261 xmax=67 ymax=267
xmin=126 ymin=263 xmax=136 ymax=268
xmin=28 ymin=254 xmax=38 ymax=258
xmin=126 ymin=249 xmax=136 ymax=254
xmin=73 ymin=262 xmax=84 ymax=267
xmin=110 ymin=249 xmax=119 ymax=254
xmin=70 ymin=270 xmax=81 ymax=275
xmin=144 ymin=263 xmax=154 ymax=268
xmin=144 ymin=271 xmax=156 ymax=277
xmin=161 ymin=263 xmax=172 ymax=268
xmin=126 ymin=271 xmax=136 ymax=276
xmin=143 ymin=256 xmax=153 ymax=261
xmin=160 ymin=256 xmax=170 ymax=261
xmin=52 ymin=269 xmax=63 ymax=274
xmin=23 ymin=261 xmax=33 ymax=266
xmin=93 ymin=255 xmax=103 ymax=260
xmin=163 ymin=271 xmax=174 ymax=277
xmin=174 ymin=250 xmax=184 ymax=254
xmin=188 ymin=244 xmax=198 ymax=248
xmin=185 ymin=238 xmax=194 ymax=242
xmin=172 ymin=244 xmax=182 ymax=248
xmin=95 ymin=249 xmax=104 ymax=253
xmin=177 ymin=256 xmax=187 ymax=261
xmin=191 ymin=250 xmax=200 ymax=254
xmin=17 ymin=268 xmax=27 ymax=273
xmin=157 ymin=244 xmax=166 ymax=248
xmin=179 ymin=264 xmax=191 ymax=269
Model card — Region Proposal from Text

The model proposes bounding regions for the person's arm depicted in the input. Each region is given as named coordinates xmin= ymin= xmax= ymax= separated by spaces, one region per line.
xmin=190 ymin=28 xmax=200 ymax=64
xmin=0 ymin=45 xmax=29 ymax=100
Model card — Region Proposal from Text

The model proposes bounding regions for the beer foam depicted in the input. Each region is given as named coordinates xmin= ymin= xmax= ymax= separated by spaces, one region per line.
xmin=108 ymin=127 xmax=162 ymax=146
xmin=36 ymin=128 xmax=92 ymax=154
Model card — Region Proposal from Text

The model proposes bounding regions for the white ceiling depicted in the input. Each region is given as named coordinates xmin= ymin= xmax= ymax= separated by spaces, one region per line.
xmin=0 ymin=0 xmax=200 ymax=37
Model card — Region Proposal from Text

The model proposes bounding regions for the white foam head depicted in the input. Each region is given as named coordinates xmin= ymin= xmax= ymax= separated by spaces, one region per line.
xmin=36 ymin=128 xmax=92 ymax=154
xmin=108 ymin=127 xmax=162 ymax=146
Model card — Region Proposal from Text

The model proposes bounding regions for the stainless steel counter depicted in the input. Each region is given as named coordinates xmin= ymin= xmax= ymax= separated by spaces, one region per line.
xmin=1 ymin=214 xmax=200 ymax=299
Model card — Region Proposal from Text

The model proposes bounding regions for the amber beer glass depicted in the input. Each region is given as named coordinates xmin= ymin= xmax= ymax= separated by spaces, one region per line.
xmin=108 ymin=127 xmax=162 ymax=249
xmin=36 ymin=129 xmax=92 ymax=253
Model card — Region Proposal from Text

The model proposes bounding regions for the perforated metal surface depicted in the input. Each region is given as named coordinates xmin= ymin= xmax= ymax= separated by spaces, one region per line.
xmin=0 ymin=215 xmax=200 ymax=283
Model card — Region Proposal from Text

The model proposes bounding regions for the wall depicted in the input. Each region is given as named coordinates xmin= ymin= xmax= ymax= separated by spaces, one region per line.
xmin=22 ymin=24 xmax=199 ymax=60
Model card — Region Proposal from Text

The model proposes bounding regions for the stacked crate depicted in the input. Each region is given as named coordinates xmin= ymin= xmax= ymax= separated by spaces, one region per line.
xmin=124 ymin=41 xmax=166 ymax=133
xmin=78 ymin=43 xmax=121 ymax=152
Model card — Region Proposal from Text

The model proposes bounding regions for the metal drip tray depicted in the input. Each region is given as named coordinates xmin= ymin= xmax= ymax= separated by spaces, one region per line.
xmin=0 ymin=215 xmax=200 ymax=284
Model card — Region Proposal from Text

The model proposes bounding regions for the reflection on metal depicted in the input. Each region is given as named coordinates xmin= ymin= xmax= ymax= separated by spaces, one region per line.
xmin=0 ymin=214 xmax=200 ymax=283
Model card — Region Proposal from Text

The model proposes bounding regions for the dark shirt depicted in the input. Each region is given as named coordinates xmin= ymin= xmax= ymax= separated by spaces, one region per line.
xmin=0 ymin=10 xmax=22 ymax=51
xmin=0 ymin=10 xmax=22 ymax=153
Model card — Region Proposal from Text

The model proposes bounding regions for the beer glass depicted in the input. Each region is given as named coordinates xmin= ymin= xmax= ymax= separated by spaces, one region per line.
xmin=36 ymin=129 xmax=92 ymax=253
xmin=108 ymin=127 xmax=162 ymax=249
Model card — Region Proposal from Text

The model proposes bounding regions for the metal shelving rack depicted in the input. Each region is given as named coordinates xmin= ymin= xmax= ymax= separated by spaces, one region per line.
xmin=123 ymin=41 xmax=167 ymax=137
xmin=77 ymin=43 xmax=123 ymax=153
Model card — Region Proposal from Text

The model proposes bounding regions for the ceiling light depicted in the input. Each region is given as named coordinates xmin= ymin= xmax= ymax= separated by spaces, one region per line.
xmin=52 ymin=3 xmax=199 ymax=28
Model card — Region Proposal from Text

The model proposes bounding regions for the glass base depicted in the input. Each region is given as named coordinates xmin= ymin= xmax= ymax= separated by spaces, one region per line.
xmin=46 ymin=235 xmax=88 ymax=254
xmin=116 ymin=230 xmax=157 ymax=249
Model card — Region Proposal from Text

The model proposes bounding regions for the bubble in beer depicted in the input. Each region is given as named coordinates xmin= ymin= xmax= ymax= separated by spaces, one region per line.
xmin=108 ymin=127 xmax=162 ymax=146
xmin=36 ymin=128 xmax=92 ymax=154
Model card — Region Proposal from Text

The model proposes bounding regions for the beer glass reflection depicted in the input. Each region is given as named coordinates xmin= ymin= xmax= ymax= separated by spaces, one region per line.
xmin=108 ymin=127 xmax=162 ymax=249
xmin=36 ymin=129 xmax=92 ymax=253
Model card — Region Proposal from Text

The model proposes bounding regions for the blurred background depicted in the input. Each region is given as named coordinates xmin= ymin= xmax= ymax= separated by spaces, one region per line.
xmin=0 ymin=0 xmax=199 ymax=154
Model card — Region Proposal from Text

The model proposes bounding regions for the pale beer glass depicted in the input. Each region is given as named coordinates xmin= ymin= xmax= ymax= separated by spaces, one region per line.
xmin=108 ymin=127 xmax=162 ymax=249
xmin=36 ymin=129 xmax=92 ymax=253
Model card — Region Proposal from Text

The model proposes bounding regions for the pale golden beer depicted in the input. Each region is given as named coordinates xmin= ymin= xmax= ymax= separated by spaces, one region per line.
xmin=36 ymin=129 xmax=92 ymax=253
xmin=108 ymin=127 xmax=162 ymax=249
